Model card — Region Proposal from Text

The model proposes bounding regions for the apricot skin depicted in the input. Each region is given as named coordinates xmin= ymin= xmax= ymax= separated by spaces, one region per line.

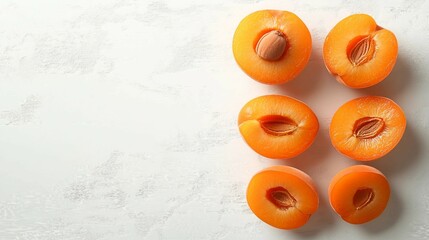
xmin=233 ymin=10 xmax=312 ymax=85
xmin=238 ymin=95 xmax=319 ymax=159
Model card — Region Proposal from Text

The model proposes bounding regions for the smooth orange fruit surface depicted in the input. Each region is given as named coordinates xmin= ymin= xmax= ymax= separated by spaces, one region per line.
xmin=329 ymin=165 xmax=390 ymax=224
xmin=238 ymin=95 xmax=319 ymax=159
xmin=323 ymin=14 xmax=398 ymax=88
xmin=247 ymin=166 xmax=319 ymax=229
xmin=330 ymin=96 xmax=406 ymax=161
xmin=233 ymin=10 xmax=312 ymax=84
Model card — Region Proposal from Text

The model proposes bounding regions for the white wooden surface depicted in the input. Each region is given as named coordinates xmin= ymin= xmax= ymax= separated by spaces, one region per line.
xmin=0 ymin=0 xmax=428 ymax=239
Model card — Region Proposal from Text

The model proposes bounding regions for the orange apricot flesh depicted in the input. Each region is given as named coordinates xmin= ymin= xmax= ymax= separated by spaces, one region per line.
xmin=247 ymin=166 xmax=319 ymax=229
xmin=330 ymin=96 xmax=406 ymax=161
xmin=233 ymin=10 xmax=312 ymax=84
xmin=329 ymin=165 xmax=390 ymax=224
xmin=238 ymin=95 xmax=319 ymax=159
xmin=323 ymin=14 xmax=398 ymax=88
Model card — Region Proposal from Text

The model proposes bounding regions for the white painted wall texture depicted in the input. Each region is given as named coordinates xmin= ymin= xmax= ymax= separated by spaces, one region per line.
xmin=0 ymin=0 xmax=428 ymax=239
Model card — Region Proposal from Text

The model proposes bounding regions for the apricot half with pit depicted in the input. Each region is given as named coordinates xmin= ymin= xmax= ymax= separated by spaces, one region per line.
xmin=323 ymin=14 xmax=398 ymax=88
xmin=233 ymin=10 xmax=312 ymax=85
xmin=330 ymin=96 xmax=406 ymax=161
xmin=238 ymin=95 xmax=319 ymax=159
xmin=247 ymin=166 xmax=319 ymax=229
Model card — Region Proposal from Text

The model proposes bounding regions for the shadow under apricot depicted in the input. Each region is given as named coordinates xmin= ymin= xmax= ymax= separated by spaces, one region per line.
xmin=280 ymin=131 xmax=332 ymax=174
xmin=358 ymin=55 xmax=414 ymax=99
xmin=286 ymin=191 xmax=337 ymax=237
xmin=265 ymin=49 xmax=331 ymax=100
xmin=367 ymin=122 xmax=422 ymax=177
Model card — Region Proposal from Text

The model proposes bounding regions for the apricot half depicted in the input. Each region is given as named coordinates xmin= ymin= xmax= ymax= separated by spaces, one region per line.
xmin=330 ymin=96 xmax=406 ymax=161
xmin=247 ymin=166 xmax=319 ymax=229
xmin=323 ymin=14 xmax=398 ymax=88
xmin=329 ymin=165 xmax=390 ymax=224
xmin=233 ymin=10 xmax=312 ymax=84
xmin=238 ymin=95 xmax=319 ymax=159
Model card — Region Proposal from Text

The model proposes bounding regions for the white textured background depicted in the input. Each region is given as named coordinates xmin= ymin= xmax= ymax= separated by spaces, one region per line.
xmin=0 ymin=0 xmax=428 ymax=239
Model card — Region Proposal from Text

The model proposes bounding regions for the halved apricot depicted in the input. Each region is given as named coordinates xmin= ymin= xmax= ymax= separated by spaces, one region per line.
xmin=233 ymin=10 xmax=312 ymax=84
xmin=323 ymin=14 xmax=398 ymax=88
xmin=329 ymin=165 xmax=390 ymax=224
xmin=238 ymin=95 xmax=319 ymax=159
xmin=247 ymin=166 xmax=319 ymax=229
xmin=330 ymin=96 xmax=406 ymax=161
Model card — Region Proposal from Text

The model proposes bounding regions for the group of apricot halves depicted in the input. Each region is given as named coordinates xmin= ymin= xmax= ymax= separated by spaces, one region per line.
xmin=233 ymin=10 xmax=406 ymax=229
